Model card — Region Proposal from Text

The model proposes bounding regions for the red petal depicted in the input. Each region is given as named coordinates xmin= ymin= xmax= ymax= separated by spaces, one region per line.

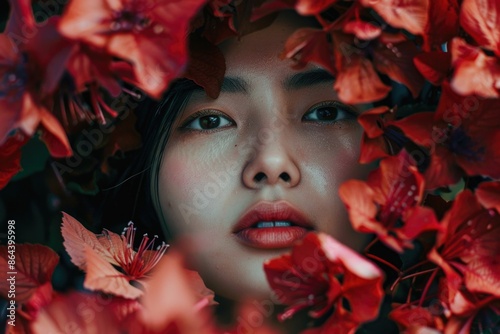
xmin=400 ymin=206 xmax=441 ymax=240
xmin=281 ymin=28 xmax=336 ymax=74
xmin=338 ymin=180 xmax=383 ymax=234
xmin=0 ymin=133 xmax=29 ymax=189
xmin=423 ymin=146 xmax=463 ymax=190
xmin=0 ymin=244 xmax=59 ymax=304
xmin=61 ymin=212 xmax=117 ymax=271
xmin=343 ymin=20 xmax=382 ymax=40
xmin=333 ymin=49 xmax=391 ymax=104
xmin=184 ymin=35 xmax=226 ymax=99
xmin=31 ymin=292 xmax=122 ymax=334
xmin=414 ymin=51 xmax=452 ymax=85
xmin=5 ymin=0 xmax=35 ymax=38
xmin=359 ymin=134 xmax=391 ymax=164
xmin=392 ymin=112 xmax=434 ymax=147
xmin=360 ymin=0 xmax=429 ymax=35
xmin=374 ymin=39 xmax=425 ymax=98
xmin=39 ymin=109 xmax=72 ymax=158
xmin=139 ymin=252 xmax=210 ymax=332
xmin=460 ymin=0 xmax=500 ymax=56
xmin=450 ymin=38 xmax=500 ymax=98
xmin=476 ymin=181 xmax=500 ymax=213
xmin=295 ymin=0 xmax=340 ymax=15
xmin=318 ymin=233 xmax=384 ymax=322
xmin=83 ymin=246 xmax=143 ymax=299
xmin=423 ymin=0 xmax=459 ymax=51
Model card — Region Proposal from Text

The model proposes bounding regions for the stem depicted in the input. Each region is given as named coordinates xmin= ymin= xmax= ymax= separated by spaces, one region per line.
xmin=365 ymin=253 xmax=400 ymax=274
xmin=402 ymin=260 xmax=430 ymax=274
xmin=418 ymin=268 xmax=439 ymax=307
xmin=363 ymin=237 xmax=379 ymax=254
xmin=391 ymin=267 xmax=438 ymax=292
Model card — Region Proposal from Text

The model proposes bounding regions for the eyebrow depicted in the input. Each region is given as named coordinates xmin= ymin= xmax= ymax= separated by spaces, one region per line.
xmin=283 ymin=69 xmax=335 ymax=90
xmin=218 ymin=68 xmax=335 ymax=94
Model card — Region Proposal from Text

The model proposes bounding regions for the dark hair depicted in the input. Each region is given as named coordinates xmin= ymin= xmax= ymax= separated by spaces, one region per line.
xmin=99 ymin=79 xmax=202 ymax=239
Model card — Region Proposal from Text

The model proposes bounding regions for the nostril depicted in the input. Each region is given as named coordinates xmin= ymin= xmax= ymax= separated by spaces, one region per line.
xmin=254 ymin=172 xmax=266 ymax=182
xmin=280 ymin=172 xmax=291 ymax=182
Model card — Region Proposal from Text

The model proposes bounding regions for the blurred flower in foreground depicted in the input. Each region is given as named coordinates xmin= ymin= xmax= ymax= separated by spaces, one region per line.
xmin=264 ymin=232 xmax=384 ymax=334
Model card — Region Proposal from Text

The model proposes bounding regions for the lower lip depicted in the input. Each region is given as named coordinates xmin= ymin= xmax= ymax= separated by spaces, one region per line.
xmin=234 ymin=227 xmax=310 ymax=249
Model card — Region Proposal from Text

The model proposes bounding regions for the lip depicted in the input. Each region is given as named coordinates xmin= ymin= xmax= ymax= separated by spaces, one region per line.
xmin=232 ymin=201 xmax=315 ymax=249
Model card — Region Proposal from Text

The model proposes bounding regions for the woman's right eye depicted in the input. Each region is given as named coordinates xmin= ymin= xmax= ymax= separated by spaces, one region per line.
xmin=181 ymin=111 xmax=234 ymax=131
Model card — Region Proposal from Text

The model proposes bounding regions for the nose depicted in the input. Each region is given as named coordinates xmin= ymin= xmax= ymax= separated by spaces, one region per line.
xmin=242 ymin=137 xmax=300 ymax=189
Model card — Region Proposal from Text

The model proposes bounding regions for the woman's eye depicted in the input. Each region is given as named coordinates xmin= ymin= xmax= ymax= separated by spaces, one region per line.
xmin=183 ymin=113 xmax=233 ymax=130
xmin=303 ymin=102 xmax=357 ymax=123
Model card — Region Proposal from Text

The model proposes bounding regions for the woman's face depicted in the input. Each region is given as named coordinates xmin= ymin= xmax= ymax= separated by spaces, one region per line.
xmin=157 ymin=15 xmax=373 ymax=300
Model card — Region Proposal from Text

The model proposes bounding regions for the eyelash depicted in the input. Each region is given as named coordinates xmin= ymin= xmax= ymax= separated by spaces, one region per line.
xmin=302 ymin=101 xmax=358 ymax=124
xmin=179 ymin=109 xmax=235 ymax=132
xmin=180 ymin=101 xmax=358 ymax=131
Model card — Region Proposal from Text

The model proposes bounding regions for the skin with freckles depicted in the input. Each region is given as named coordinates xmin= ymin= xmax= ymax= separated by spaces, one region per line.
xmin=157 ymin=14 xmax=374 ymax=301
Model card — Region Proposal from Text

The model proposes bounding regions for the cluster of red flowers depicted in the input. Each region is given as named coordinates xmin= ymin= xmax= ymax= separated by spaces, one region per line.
xmin=1 ymin=0 xmax=500 ymax=333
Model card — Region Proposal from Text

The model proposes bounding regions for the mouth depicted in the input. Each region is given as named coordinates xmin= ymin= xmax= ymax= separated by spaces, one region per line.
xmin=232 ymin=201 xmax=315 ymax=249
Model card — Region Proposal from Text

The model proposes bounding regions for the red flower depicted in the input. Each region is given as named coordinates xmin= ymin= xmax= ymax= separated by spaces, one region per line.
xmin=58 ymin=0 xmax=207 ymax=99
xmin=61 ymin=212 xmax=169 ymax=299
xmin=429 ymin=190 xmax=500 ymax=299
xmin=339 ymin=151 xmax=440 ymax=252
xmin=264 ymin=232 xmax=384 ymax=333
xmin=393 ymin=82 xmax=500 ymax=189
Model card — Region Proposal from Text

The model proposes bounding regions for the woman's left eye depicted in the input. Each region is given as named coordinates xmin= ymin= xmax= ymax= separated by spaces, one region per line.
xmin=302 ymin=101 xmax=357 ymax=123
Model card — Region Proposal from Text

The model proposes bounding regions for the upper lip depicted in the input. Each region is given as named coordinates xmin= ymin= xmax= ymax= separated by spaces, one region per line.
xmin=232 ymin=201 xmax=315 ymax=233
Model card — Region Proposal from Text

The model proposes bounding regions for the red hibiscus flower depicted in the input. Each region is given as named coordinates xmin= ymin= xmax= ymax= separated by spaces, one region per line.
xmin=61 ymin=212 xmax=169 ymax=299
xmin=393 ymin=82 xmax=500 ymax=189
xmin=339 ymin=150 xmax=440 ymax=253
xmin=58 ymin=0 xmax=207 ymax=99
xmin=264 ymin=232 xmax=384 ymax=333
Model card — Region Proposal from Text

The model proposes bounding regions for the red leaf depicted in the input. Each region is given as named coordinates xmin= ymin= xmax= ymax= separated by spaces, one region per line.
xmin=0 ymin=244 xmax=59 ymax=304
xmin=460 ymin=0 xmax=500 ymax=56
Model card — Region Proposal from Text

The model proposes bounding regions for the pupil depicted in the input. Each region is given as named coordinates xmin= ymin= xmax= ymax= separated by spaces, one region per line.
xmin=317 ymin=107 xmax=337 ymax=120
xmin=200 ymin=116 xmax=220 ymax=129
